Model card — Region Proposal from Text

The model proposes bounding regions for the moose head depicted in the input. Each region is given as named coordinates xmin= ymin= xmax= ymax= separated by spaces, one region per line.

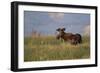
xmin=56 ymin=28 xmax=66 ymax=39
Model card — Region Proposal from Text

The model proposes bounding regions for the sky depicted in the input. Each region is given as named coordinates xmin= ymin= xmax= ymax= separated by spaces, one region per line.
xmin=24 ymin=11 xmax=90 ymax=36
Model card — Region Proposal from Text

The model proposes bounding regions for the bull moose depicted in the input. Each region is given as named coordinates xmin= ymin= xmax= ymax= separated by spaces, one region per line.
xmin=56 ymin=28 xmax=82 ymax=45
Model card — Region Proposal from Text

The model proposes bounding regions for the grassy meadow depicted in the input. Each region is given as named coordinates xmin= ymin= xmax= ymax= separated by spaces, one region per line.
xmin=24 ymin=35 xmax=90 ymax=62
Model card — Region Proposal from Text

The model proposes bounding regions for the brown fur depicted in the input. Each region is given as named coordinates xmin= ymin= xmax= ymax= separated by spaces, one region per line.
xmin=56 ymin=28 xmax=82 ymax=45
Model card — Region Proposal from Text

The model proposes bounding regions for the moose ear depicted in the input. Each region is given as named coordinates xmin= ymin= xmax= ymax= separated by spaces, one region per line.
xmin=56 ymin=28 xmax=60 ymax=31
xmin=62 ymin=28 xmax=66 ymax=31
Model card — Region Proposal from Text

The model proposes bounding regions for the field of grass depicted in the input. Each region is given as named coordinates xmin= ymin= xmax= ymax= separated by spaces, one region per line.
xmin=24 ymin=35 xmax=90 ymax=62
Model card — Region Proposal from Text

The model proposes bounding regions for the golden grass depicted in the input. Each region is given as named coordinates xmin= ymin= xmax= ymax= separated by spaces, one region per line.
xmin=24 ymin=36 xmax=90 ymax=62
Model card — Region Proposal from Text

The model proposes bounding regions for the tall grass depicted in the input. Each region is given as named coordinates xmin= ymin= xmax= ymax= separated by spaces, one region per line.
xmin=24 ymin=36 xmax=90 ymax=62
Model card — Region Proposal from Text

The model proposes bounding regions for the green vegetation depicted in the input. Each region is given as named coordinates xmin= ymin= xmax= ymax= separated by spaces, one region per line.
xmin=24 ymin=36 xmax=90 ymax=62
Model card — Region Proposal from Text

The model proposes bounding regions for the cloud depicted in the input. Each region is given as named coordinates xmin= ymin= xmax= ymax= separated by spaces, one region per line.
xmin=83 ymin=25 xmax=90 ymax=36
xmin=48 ymin=12 xmax=64 ymax=21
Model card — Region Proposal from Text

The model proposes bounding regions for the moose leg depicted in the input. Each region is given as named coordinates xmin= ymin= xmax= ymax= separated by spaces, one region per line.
xmin=70 ymin=39 xmax=78 ymax=45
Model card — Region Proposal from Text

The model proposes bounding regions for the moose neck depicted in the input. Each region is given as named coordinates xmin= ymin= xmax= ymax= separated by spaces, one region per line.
xmin=61 ymin=32 xmax=66 ymax=37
